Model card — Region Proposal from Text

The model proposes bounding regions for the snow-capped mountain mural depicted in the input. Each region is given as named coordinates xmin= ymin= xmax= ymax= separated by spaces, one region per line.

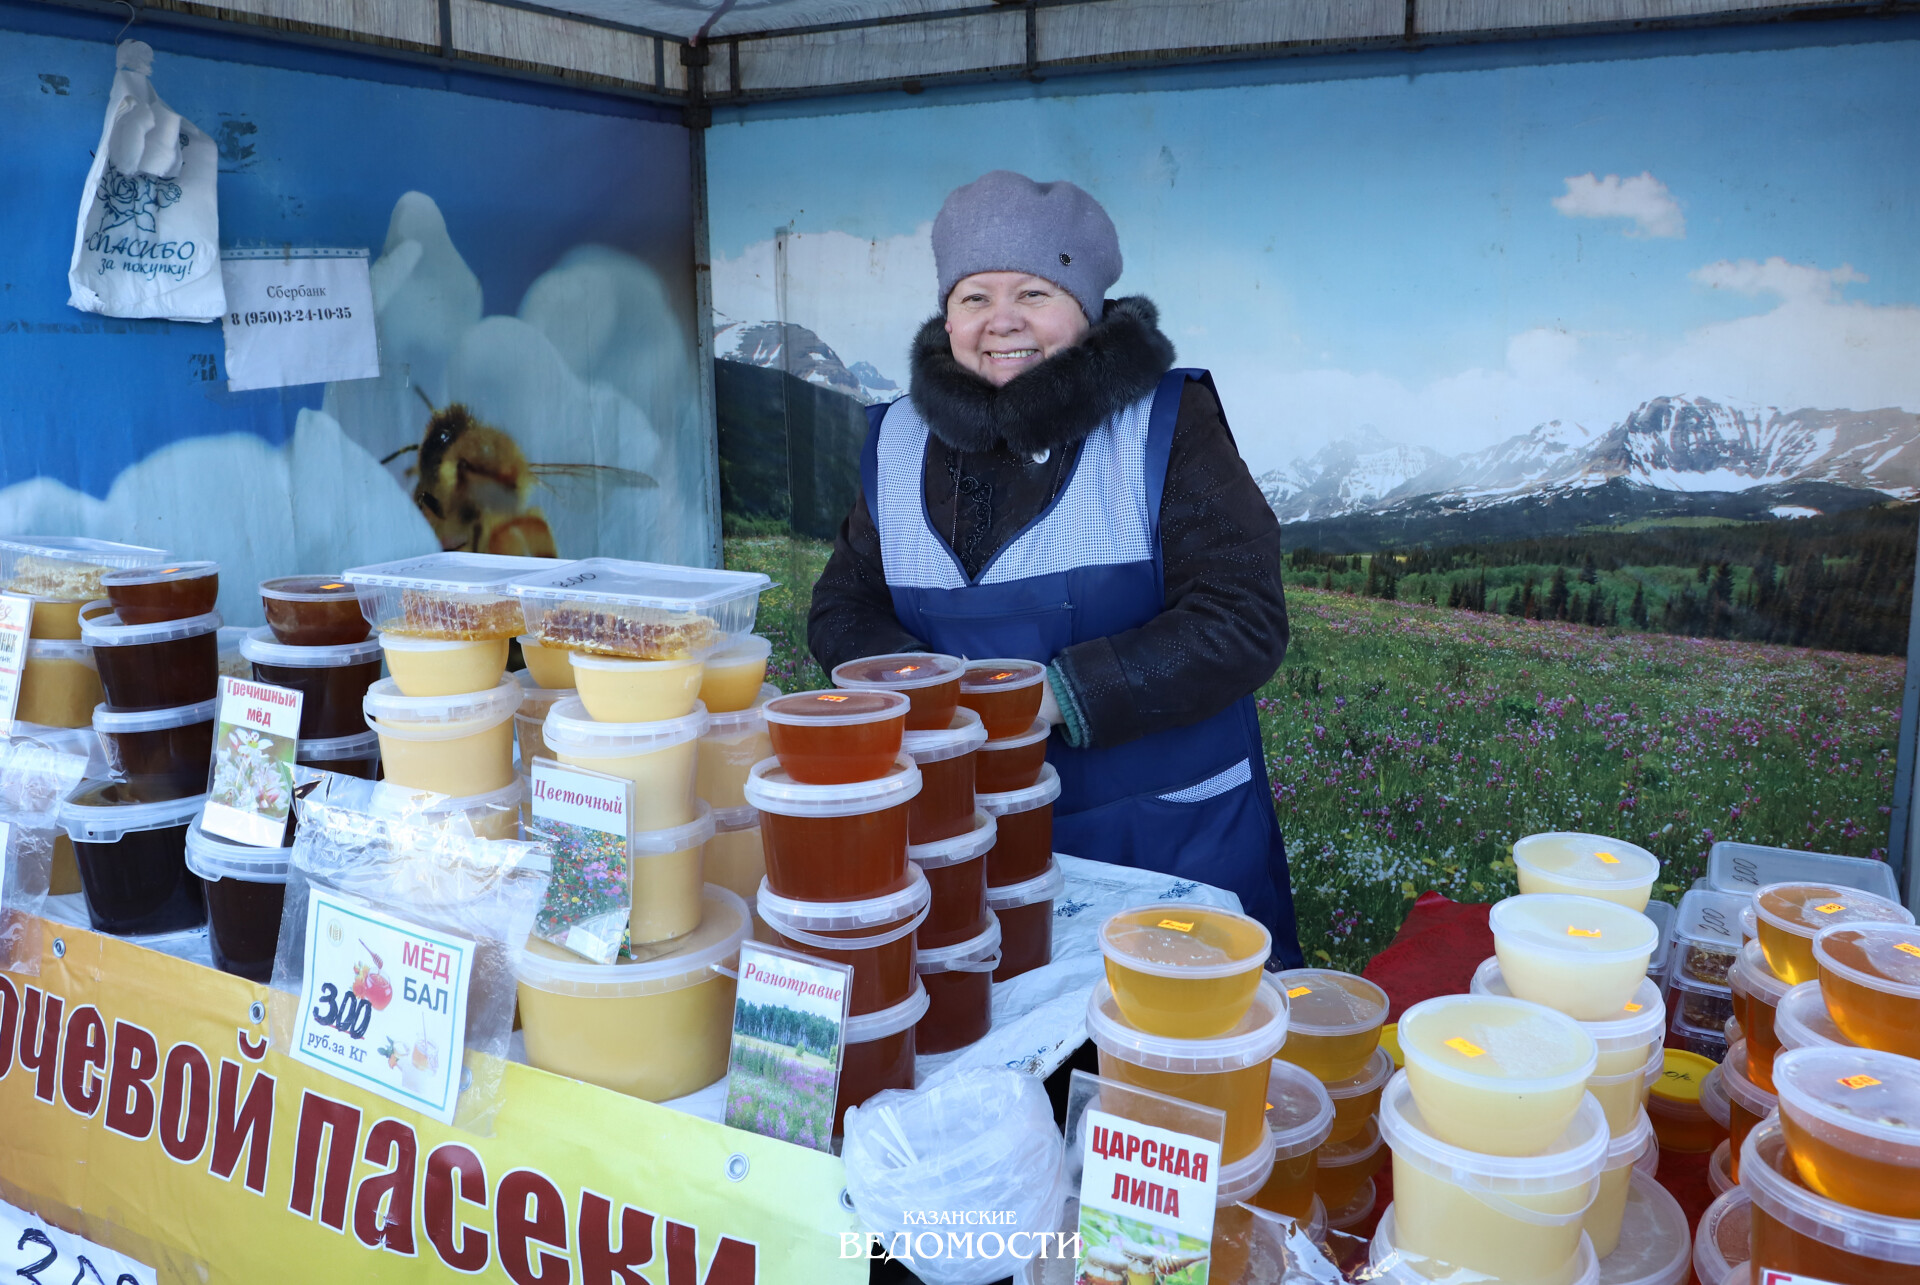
xmin=716 ymin=320 xmax=901 ymax=405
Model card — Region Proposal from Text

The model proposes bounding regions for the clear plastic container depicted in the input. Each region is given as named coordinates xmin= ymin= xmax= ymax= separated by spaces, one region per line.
xmin=1812 ymin=921 xmax=1920 ymax=1058
xmin=1397 ymin=993 xmax=1598 ymax=1155
xmin=1490 ymin=894 xmax=1657 ymax=1020
xmin=620 ymin=804 xmax=716 ymax=946
xmin=1645 ymin=1048 xmax=1724 ymax=1154
xmin=908 ymin=808 xmax=995 ymax=949
xmin=1379 ymin=1073 xmax=1609 ymax=1285
xmin=1472 ymin=957 xmax=1666 ymax=1076
xmin=516 ymin=885 xmax=747 ymax=1101
xmin=756 ymin=867 xmax=930 ymax=1016
xmin=568 ymin=653 xmax=704 ymax=724
xmin=957 ymin=659 xmax=1047 ymax=740
xmin=1314 ymin=1114 xmax=1386 ymax=1213
xmin=1273 ymin=968 xmax=1390 ymax=1082
xmin=900 ymin=707 xmax=986 ymax=844
xmin=1087 ymin=977 xmax=1291 ymax=1164
xmin=1583 ymin=1108 xmax=1655 ymax=1257
xmin=0 ymin=536 xmax=169 ymax=602
xmin=258 ymin=575 xmax=369 ymax=646
xmin=702 ymin=805 xmax=763 ymax=904
xmin=513 ymin=678 xmax=573 ymax=767
xmin=977 ymin=763 xmax=1060 ymax=887
xmin=1775 ymin=979 xmax=1857 ymax=1051
xmin=1100 ymin=902 xmax=1272 ymax=1039
xmin=183 ymin=812 xmax=286 ymax=982
xmin=1691 ymin=1188 xmax=1752 ymax=1285
xmin=915 ymin=912 xmax=998 ymax=1054
xmin=1773 ymin=1045 xmax=1920 ymax=1217
xmin=379 ymin=632 xmax=509 ymax=698
xmin=1595 ymin=1170 xmax=1690 ymax=1285
xmin=1370 ymin=1204 xmax=1602 ymax=1285
xmin=1668 ymin=972 xmax=1735 ymax=1040
xmin=296 ymin=731 xmax=381 ymax=781
xmin=974 ymin=718 xmax=1050 ymax=794
xmin=1742 ymin=1114 xmax=1920 ymax=1284
xmin=240 ymin=627 xmax=383 ymax=739
xmin=1709 ymin=840 xmax=1900 ymax=905
xmin=363 ymin=676 xmax=520 ymax=796
xmin=516 ymin=634 xmax=575 ymax=688
xmin=17 ymin=640 xmax=102 ymax=728
xmin=985 ymin=858 xmax=1063 ymax=980
xmin=92 ymin=698 xmax=216 ymax=801
xmin=763 ymin=688 xmax=908 ymax=784
xmin=1642 ymin=897 xmax=1674 ymax=979
xmin=509 ymin=557 xmax=769 ymax=660
xmin=1247 ymin=1060 xmax=1337 ymax=1218
xmin=696 ymin=634 xmax=771 ymax=713
xmin=540 ymin=697 xmax=707 ymax=830
xmin=1708 ymin=1135 xmax=1735 ymax=1195
xmin=58 ymin=781 xmax=207 ymax=935
xmin=1327 ymin=1176 xmax=1377 ymax=1233
xmin=832 ymin=652 xmax=965 ymax=731
xmin=345 ymin=551 xmax=556 ymax=639
xmin=1513 ymin=832 xmax=1661 ymax=911
xmin=1754 ymin=880 xmax=1914 ymax=986
xmin=1731 ymin=940 xmax=1792 ymax=1091
xmin=694 ymin=684 xmax=776 ymax=811
xmin=834 ymin=982 xmax=929 ymax=1135
xmin=405 ymin=778 xmax=527 ymax=841
xmin=1324 ymin=1045 xmax=1395 ymax=1143
xmin=745 ymin=755 xmax=919 ymax=902
xmin=81 ymin=608 xmax=221 ymax=711
xmin=1671 ymin=888 xmax=1747 ymax=989
xmin=101 ymin=561 xmax=219 ymax=626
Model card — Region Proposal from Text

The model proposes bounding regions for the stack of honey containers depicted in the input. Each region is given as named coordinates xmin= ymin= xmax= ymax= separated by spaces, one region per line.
xmin=1689 ymin=866 xmax=1920 ymax=1285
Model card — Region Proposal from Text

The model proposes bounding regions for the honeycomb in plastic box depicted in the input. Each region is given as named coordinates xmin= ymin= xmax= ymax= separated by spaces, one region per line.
xmin=534 ymin=602 xmax=717 ymax=660
xmin=380 ymin=588 xmax=526 ymax=640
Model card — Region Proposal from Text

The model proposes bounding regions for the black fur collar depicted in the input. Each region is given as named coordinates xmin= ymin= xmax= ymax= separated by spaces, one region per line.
xmin=908 ymin=295 xmax=1176 ymax=455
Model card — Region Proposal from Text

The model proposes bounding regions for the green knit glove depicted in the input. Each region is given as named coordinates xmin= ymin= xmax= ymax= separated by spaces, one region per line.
xmin=1047 ymin=663 xmax=1088 ymax=749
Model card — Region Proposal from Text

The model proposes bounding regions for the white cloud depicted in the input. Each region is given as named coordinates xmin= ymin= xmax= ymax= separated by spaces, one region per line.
xmin=1690 ymin=256 xmax=1867 ymax=303
xmin=1552 ymin=172 xmax=1686 ymax=239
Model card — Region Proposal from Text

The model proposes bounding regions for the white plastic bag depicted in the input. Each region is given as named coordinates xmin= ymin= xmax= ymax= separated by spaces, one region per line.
xmin=67 ymin=41 xmax=225 ymax=322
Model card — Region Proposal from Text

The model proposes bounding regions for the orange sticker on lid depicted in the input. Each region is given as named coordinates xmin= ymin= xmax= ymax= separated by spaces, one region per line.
xmin=1444 ymin=1037 xmax=1486 ymax=1058
xmin=1839 ymin=1074 xmax=1882 ymax=1090
xmin=991 ymin=671 xmax=1016 ymax=681
xmin=320 ymin=583 xmax=347 ymax=590
xmin=1624 ymin=1002 xmax=1644 ymax=1012
xmin=1595 ymin=851 xmax=1620 ymax=864
xmin=1287 ymin=986 xmax=1313 ymax=998
xmin=1815 ymin=902 xmax=1847 ymax=914
xmin=1158 ymin=919 xmax=1194 ymax=933
xmin=816 ymin=693 xmax=850 ymax=703
xmin=1896 ymin=942 xmax=1920 ymax=959
xmin=1567 ymin=926 xmax=1604 ymax=938
xmin=893 ymin=664 xmax=921 ymax=675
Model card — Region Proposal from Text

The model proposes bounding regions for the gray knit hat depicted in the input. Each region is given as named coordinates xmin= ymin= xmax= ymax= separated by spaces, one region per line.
xmin=932 ymin=170 xmax=1121 ymax=321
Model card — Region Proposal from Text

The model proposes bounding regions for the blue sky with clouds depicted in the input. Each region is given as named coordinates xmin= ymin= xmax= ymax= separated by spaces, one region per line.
xmin=709 ymin=26 xmax=1920 ymax=472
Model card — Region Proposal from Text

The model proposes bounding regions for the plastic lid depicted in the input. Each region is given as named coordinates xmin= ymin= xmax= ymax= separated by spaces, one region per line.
xmin=1813 ymin=921 xmax=1920 ymax=1001
xmin=1273 ymin=968 xmax=1389 ymax=1036
xmin=916 ymin=912 xmax=1001 ymax=973
xmin=25 ymin=639 xmax=96 ymax=664
xmin=1261 ymin=1057 xmax=1336 ymax=1157
xmin=1215 ymin=1123 xmax=1280 ymax=1205
xmin=298 ymin=730 xmax=380 ymax=761
xmin=981 ymin=718 xmax=1050 ymax=752
xmin=241 ymin=625 xmax=382 ymax=668
xmin=514 ymin=675 xmax=576 ymax=720
xmin=755 ymin=863 xmax=930 ymax=933
xmin=1740 ymin=905 xmax=1756 ymax=941
xmin=1741 ymin=1114 xmax=1920 ymax=1265
xmin=1488 ymin=893 xmax=1658 ymax=963
xmin=975 ymin=762 xmax=1061 ymax=816
xmin=710 ymin=803 xmax=759 ymax=834
xmin=832 ymin=653 xmax=965 ymax=694
xmin=1397 ymin=994 xmax=1598 ymax=1095
xmin=184 ymin=813 xmax=289 ymax=882
xmin=100 ymin=560 xmax=218 ymax=589
xmin=566 ymin=651 xmax=702 ymax=673
xmin=516 ymin=884 xmax=748 ymax=997
xmin=541 ymin=696 xmax=708 ymax=755
xmin=346 ymin=551 xmax=555 ymax=592
xmin=1470 ymin=957 xmax=1665 ymax=1051
xmin=92 ymin=697 xmax=217 ymax=734
xmin=1754 ymin=880 xmax=1913 ymax=941
xmin=80 ymin=607 xmax=222 ymax=647
xmin=1774 ymin=980 xmax=1854 ymax=1050
xmin=1709 ymin=840 xmax=1901 ymax=904
xmin=1 ymin=538 xmax=170 ymax=597
xmin=1734 ymin=939 xmax=1795 ymax=1005
xmin=1513 ymin=832 xmax=1660 ymax=892
xmin=900 ymin=707 xmax=988 ymax=763
xmin=846 ymin=979 xmax=931 ymax=1043
xmin=960 ymin=659 xmax=1045 ymax=694
xmin=259 ymin=574 xmax=357 ymax=602
xmin=1674 ymin=888 xmax=1747 ymax=952
xmin=363 ymin=674 xmax=520 ymax=725
xmin=1327 ymin=1177 xmax=1377 ymax=1230
xmin=379 ymin=630 xmax=507 ymax=654
xmin=1596 ymin=1171 xmax=1691 ymax=1285
xmin=1643 ymin=898 xmax=1674 ymax=975
xmin=1087 ymin=977 xmax=1289 ymax=1074
xmin=1700 ymin=1065 xmax=1733 ymax=1129
xmin=1708 ymin=1137 xmax=1734 ymax=1196
xmin=1603 ymin=1108 xmax=1656 ymax=1172
xmin=1774 ymin=1044 xmax=1920 ymax=1147
xmin=1648 ymin=1049 xmax=1716 ymax=1107
xmin=0 ymin=535 xmax=168 ymax=566
xmin=1370 ymin=1206 xmax=1599 ymax=1285
xmin=908 ymin=809 xmax=996 ymax=869
xmin=743 ymin=754 xmax=920 ymax=817
xmin=1324 ymin=1045 xmax=1395 ymax=1102
xmin=1379 ymin=1071 xmax=1610 ymax=1191
xmin=985 ymin=857 xmax=1065 ymax=909
xmin=59 ymin=780 xmax=208 ymax=842
xmin=507 ymin=556 xmax=771 ymax=612
xmin=1100 ymin=902 xmax=1271 ymax=979
xmin=1692 ymin=1188 xmax=1752 ymax=1285
xmin=703 ymin=685 xmax=778 ymax=736
xmin=1317 ymin=1114 xmax=1383 ymax=1168
xmin=763 ymin=688 xmax=907 ymax=730
xmin=705 ymin=634 xmax=772 ymax=666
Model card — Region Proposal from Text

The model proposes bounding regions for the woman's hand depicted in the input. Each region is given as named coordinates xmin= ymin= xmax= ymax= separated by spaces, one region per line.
xmin=1039 ymin=676 xmax=1064 ymax=727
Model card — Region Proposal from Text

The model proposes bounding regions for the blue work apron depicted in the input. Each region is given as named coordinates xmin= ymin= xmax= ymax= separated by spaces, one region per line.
xmin=860 ymin=368 xmax=1302 ymax=966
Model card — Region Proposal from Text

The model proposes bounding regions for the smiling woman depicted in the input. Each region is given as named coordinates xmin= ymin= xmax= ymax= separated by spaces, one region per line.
xmin=944 ymin=273 xmax=1090 ymax=385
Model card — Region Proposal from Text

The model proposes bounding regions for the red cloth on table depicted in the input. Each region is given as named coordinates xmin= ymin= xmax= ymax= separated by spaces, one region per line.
xmin=1348 ymin=892 xmax=1718 ymax=1250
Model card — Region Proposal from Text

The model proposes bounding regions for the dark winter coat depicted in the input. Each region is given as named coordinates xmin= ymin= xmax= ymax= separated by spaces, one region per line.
xmin=807 ymin=296 xmax=1290 ymax=750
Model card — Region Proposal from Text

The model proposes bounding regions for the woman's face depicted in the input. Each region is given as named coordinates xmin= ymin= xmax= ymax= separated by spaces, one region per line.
xmin=944 ymin=272 xmax=1090 ymax=386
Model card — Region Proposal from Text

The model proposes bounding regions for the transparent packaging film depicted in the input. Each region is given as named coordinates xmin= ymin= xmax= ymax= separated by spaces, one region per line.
xmin=0 ymin=739 xmax=91 ymax=974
